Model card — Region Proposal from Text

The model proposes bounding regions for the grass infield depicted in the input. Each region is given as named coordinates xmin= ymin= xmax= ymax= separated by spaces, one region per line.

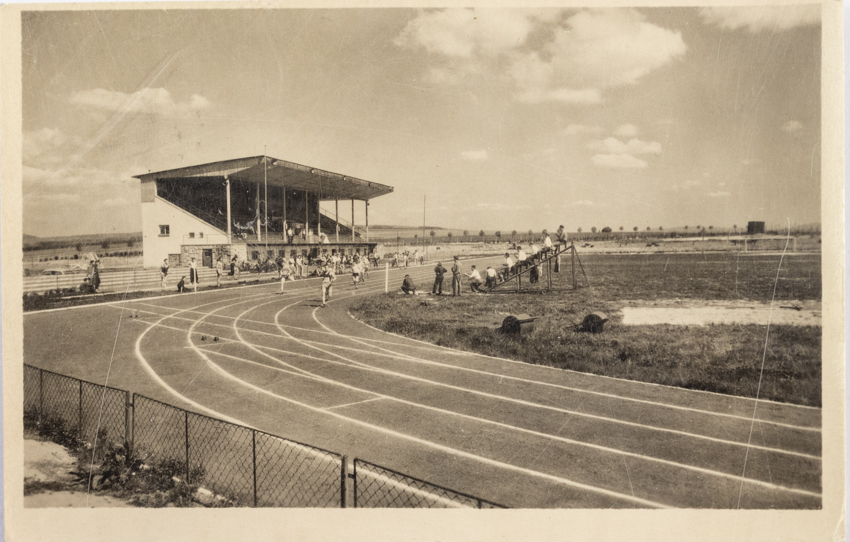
xmin=350 ymin=252 xmax=822 ymax=407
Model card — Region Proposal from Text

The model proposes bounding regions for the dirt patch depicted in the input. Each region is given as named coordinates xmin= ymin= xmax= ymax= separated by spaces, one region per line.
xmin=620 ymin=300 xmax=821 ymax=326
xmin=24 ymin=438 xmax=132 ymax=508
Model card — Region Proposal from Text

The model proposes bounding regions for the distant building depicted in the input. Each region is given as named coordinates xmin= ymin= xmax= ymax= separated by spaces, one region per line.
xmin=747 ymin=221 xmax=765 ymax=235
xmin=134 ymin=156 xmax=393 ymax=268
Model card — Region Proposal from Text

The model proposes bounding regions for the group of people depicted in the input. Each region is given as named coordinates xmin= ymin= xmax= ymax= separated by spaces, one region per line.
xmin=401 ymin=227 xmax=568 ymax=295
xmin=390 ymin=250 xmax=425 ymax=268
xmin=79 ymin=255 xmax=101 ymax=294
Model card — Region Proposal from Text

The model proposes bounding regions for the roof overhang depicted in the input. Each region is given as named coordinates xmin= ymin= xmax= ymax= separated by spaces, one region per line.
xmin=133 ymin=155 xmax=394 ymax=201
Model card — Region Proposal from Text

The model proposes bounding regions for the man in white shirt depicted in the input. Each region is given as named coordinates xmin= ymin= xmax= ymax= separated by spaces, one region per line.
xmin=351 ymin=259 xmax=362 ymax=288
xmin=320 ymin=262 xmax=335 ymax=306
xmin=465 ymin=265 xmax=483 ymax=293
xmin=501 ymin=253 xmax=515 ymax=281
xmin=484 ymin=266 xmax=498 ymax=289
xmin=543 ymin=233 xmax=554 ymax=254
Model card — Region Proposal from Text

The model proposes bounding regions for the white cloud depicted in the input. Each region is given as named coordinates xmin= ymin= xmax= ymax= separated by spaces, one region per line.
xmin=707 ymin=191 xmax=731 ymax=198
xmin=700 ymin=5 xmax=820 ymax=32
xmin=70 ymin=88 xmax=211 ymax=117
xmin=587 ymin=137 xmax=662 ymax=155
xmin=23 ymin=127 xmax=66 ymax=163
xmin=460 ymin=149 xmax=489 ymax=161
xmin=562 ymin=124 xmax=603 ymax=136
xmin=591 ymin=154 xmax=647 ymax=169
xmin=614 ymin=124 xmax=639 ymax=137
xmin=509 ymin=9 xmax=686 ymax=104
xmin=781 ymin=120 xmax=803 ymax=133
xmin=394 ymin=9 xmax=539 ymax=58
xmin=395 ymin=8 xmax=685 ymax=105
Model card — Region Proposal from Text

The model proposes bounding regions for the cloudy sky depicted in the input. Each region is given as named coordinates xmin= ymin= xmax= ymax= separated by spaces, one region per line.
xmin=21 ymin=6 xmax=821 ymax=237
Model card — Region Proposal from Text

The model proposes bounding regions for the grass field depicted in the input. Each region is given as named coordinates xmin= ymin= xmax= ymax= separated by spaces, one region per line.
xmin=350 ymin=252 xmax=822 ymax=406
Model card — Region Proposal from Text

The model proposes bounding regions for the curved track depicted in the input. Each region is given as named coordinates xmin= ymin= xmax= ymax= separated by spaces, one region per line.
xmin=24 ymin=257 xmax=822 ymax=508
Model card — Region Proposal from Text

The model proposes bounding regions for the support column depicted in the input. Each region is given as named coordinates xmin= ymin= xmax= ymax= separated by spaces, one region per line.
xmin=365 ymin=200 xmax=369 ymax=243
xmin=351 ymin=199 xmax=355 ymax=243
xmin=256 ymin=184 xmax=262 ymax=242
xmin=225 ymin=176 xmax=232 ymax=244
xmin=282 ymin=185 xmax=287 ymax=242
xmin=335 ymin=198 xmax=339 ymax=243
xmin=305 ymin=191 xmax=309 ymax=243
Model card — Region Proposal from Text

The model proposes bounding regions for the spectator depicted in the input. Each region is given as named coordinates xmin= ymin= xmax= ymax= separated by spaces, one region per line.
xmin=215 ymin=257 xmax=224 ymax=287
xmin=432 ymin=261 xmax=447 ymax=295
xmin=189 ymin=257 xmax=199 ymax=292
xmin=401 ymin=274 xmax=417 ymax=295
xmin=516 ymin=246 xmax=529 ymax=271
xmin=542 ymin=232 xmax=554 ymax=256
xmin=177 ymin=276 xmax=187 ymax=292
xmin=451 ymin=256 xmax=462 ymax=296
xmin=277 ymin=260 xmax=291 ymax=294
xmin=466 ymin=265 xmax=483 ymax=293
xmin=485 ymin=266 xmax=498 ymax=289
xmin=501 ymin=253 xmax=515 ymax=281
xmin=555 ymin=225 xmax=568 ymax=247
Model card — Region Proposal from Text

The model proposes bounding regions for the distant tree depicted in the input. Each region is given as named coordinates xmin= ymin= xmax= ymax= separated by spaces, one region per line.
xmin=696 ymin=225 xmax=701 ymax=231
xmin=495 ymin=231 xmax=501 ymax=242
xmin=646 ymin=226 xmax=651 ymax=231
xmin=511 ymin=230 xmax=517 ymax=242
xmin=101 ymin=240 xmax=110 ymax=249
xmin=708 ymin=225 xmax=713 ymax=231
xmin=75 ymin=242 xmax=83 ymax=252
xmin=463 ymin=230 xmax=469 ymax=241
xmin=527 ymin=229 xmax=533 ymax=240
xmin=591 ymin=226 xmax=597 ymax=233
xmin=127 ymin=239 xmax=135 ymax=248
xmin=659 ymin=226 xmax=663 ymax=231
xmin=414 ymin=234 xmax=418 ymax=243
xmin=430 ymin=230 xmax=435 ymax=241
xmin=633 ymin=226 xmax=638 ymax=232
xmin=478 ymin=229 xmax=485 ymax=241
xmin=447 ymin=232 xmax=453 ymax=243
xmin=733 ymin=224 xmax=738 ymax=233
xmin=619 ymin=226 xmax=624 ymax=232
xmin=601 ymin=227 xmax=612 ymax=233
xmin=684 ymin=225 xmax=689 ymax=230
xmin=577 ymin=227 xmax=582 ymax=233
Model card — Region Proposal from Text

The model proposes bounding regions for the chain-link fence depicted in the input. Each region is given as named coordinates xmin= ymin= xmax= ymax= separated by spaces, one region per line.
xmin=24 ymin=365 xmax=129 ymax=455
xmin=352 ymin=458 xmax=506 ymax=508
xmin=24 ymin=364 xmax=503 ymax=508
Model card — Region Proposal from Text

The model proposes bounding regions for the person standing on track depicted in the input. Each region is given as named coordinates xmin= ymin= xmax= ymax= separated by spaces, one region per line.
xmin=351 ymin=258 xmax=362 ymax=289
xmin=189 ymin=257 xmax=199 ymax=292
xmin=320 ymin=261 xmax=335 ymax=307
xmin=215 ymin=256 xmax=223 ymax=287
xmin=160 ymin=258 xmax=169 ymax=290
xmin=432 ymin=261 xmax=447 ymax=295
xmin=451 ymin=256 xmax=462 ymax=296
xmin=277 ymin=259 xmax=291 ymax=295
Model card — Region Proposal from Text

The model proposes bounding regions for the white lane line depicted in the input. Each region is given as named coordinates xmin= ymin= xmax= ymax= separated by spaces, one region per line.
xmin=181 ymin=297 xmax=337 ymax=463
xmin=326 ymin=397 xmax=385 ymax=411
xmin=245 ymin=332 xmax=820 ymax=461
xmin=194 ymin=342 xmax=672 ymax=508
xmin=134 ymin=300 xmax=258 ymax=427
xmin=230 ymin=298 xmax=822 ymax=498
xmin=348 ymin=312 xmax=823 ymax=412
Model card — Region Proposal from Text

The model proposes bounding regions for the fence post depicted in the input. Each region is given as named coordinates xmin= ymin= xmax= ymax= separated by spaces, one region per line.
xmin=340 ymin=456 xmax=348 ymax=508
xmin=252 ymin=430 xmax=258 ymax=507
xmin=351 ymin=459 xmax=357 ymax=508
xmin=39 ymin=369 xmax=44 ymax=418
xmin=78 ymin=380 xmax=83 ymax=439
xmin=184 ymin=411 xmax=190 ymax=483
xmin=125 ymin=391 xmax=133 ymax=449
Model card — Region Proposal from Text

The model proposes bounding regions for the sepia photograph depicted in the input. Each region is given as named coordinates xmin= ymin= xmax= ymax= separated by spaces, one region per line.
xmin=1 ymin=1 xmax=844 ymax=541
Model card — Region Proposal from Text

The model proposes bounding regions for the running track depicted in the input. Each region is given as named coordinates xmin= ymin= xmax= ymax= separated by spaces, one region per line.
xmin=23 ymin=255 xmax=821 ymax=508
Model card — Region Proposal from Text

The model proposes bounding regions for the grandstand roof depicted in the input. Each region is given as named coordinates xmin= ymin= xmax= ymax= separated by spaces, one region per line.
xmin=134 ymin=155 xmax=394 ymax=201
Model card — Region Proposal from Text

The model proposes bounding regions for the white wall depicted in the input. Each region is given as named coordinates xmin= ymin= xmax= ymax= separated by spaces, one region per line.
xmin=141 ymin=196 xmax=226 ymax=268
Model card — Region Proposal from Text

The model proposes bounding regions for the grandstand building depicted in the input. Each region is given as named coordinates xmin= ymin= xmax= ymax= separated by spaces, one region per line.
xmin=134 ymin=156 xmax=393 ymax=269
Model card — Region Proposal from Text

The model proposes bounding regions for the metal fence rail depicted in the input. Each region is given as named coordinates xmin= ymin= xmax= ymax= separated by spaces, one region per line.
xmin=24 ymin=364 xmax=503 ymax=508
xmin=353 ymin=458 xmax=507 ymax=508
